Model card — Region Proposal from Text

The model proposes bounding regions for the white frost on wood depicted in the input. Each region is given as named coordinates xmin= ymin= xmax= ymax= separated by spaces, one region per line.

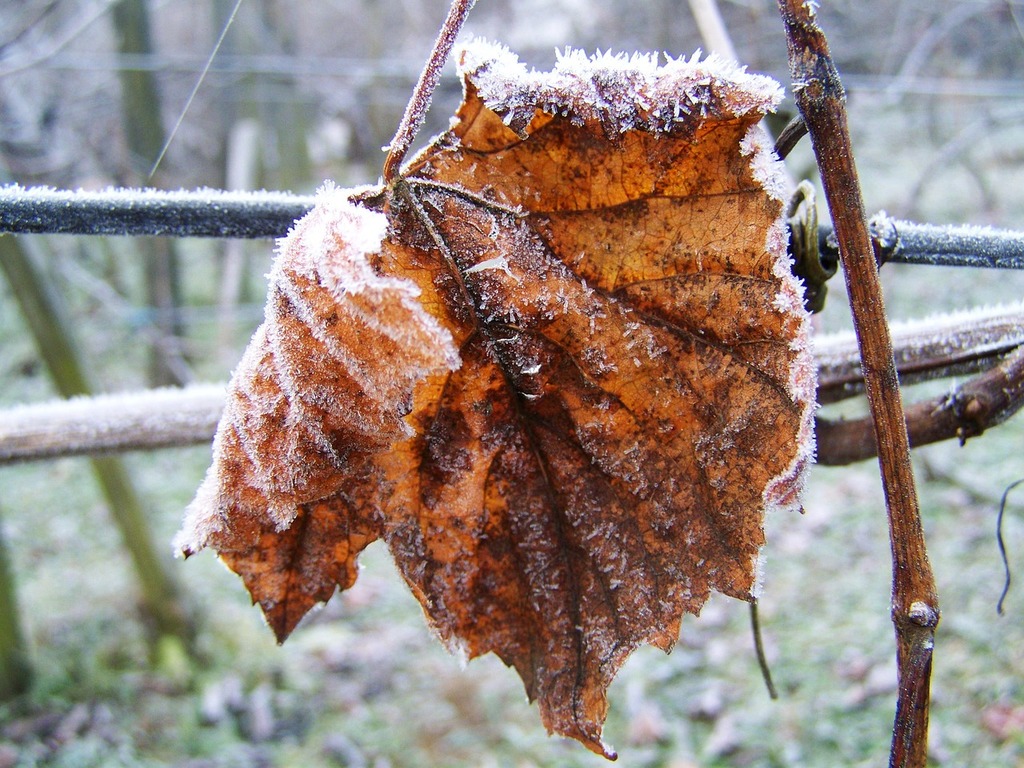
xmin=6 ymin=304 xmax=1019 ymax=466
xmin=814 ymin=300 xmax=1024 ymax=375
xmin=457 ymin=38 xmax=784 ymax=137
xmin=0 ymin=384 xmax=225 ymax=464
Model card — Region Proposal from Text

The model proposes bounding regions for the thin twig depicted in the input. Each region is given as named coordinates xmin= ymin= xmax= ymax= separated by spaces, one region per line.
xmin=775 ymin=4 xmax=939 ymax=767
xmin=381 ymin=0 xmax=476 ymax=183
xmin=0 ymin=0 xmax=118 ymax=78
xmin=773 ymin=114 xmax=807 ymax=160
xmin=897 ymin=106 xmax=1024 ymax=217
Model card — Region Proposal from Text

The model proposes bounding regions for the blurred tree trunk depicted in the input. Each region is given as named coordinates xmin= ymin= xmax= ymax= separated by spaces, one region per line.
xmin=0 ymin=234 xmax=194 ymax=658
xmin=256 ymin=0 xmax=312 ymax=192
xmin=111 ymin=0 xmax=188 ymax=387
xmin=210 ymin=0 xmax=260 ymax=362
xmin=217 ymin=118 xmax=261 ymax=367
xmin=0 ymin=502 xmax=32 ymax=700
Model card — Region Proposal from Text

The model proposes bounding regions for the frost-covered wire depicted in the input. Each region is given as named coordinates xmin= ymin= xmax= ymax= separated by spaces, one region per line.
xmin=869 ymin=213 xmax=1024 ymax=270
xmin=818 ymin=214 xmax=1024 ymax=271
xmin=5 ymin=185 xmax=1024 ymax=275
xmin=0 ymin=185 xmax=316 ymax=239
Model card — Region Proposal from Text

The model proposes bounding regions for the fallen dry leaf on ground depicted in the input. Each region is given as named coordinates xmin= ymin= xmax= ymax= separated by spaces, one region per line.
xmin=178 ymin=41 xmax=816 ymax=758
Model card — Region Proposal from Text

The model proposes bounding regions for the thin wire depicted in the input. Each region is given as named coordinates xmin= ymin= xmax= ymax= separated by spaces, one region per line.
xmin=997 ymin=478 xmax=1023 ymax=615
xmin=1007 ymin=0 xmax=1024 ymax=51
xmin=13 ymin=50 xmax=1024 ymax=100
xmin=148 ymin=0 xmax=245 ymax=180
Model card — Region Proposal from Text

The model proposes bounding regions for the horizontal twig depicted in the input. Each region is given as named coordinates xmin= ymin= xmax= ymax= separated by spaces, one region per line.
xmin=0 ymin=384 xmax=225 ymax=463
xmin=3 ymin=307 xmax=1023 ymax=465
xmin=816 ymin=301 xmax=1024 ymax=404
xmin=817 ymin=345 xmax=1024 ymax=466
xmin=0 ymin=185 xmax=316 ymax=239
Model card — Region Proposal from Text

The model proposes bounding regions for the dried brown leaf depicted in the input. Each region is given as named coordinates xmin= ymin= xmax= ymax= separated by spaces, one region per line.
xmin=178 ymin=42 xmax=816 ymax=758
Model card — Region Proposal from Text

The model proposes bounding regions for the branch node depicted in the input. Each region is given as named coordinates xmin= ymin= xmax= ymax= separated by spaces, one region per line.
xmin=907 ymin=601 xmax=939 ymax=629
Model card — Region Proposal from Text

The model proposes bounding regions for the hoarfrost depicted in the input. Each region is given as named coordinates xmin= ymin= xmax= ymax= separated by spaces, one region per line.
xmin=814 ymin=300 xmax=1024 ymax=376
xmin=0 ymin=384 xmax=224 ymax=463
xmin=869 ymin=213 xmax=1024 ymax=270
xmin=744 ymin=111 xmax=818 ymax=536
xmin=740 ymin=125 xmax=792 ymax=203
xmin=176 ymin=185 xmax=461 ymax=555
xmin=274 ymin=184 xmax=461 ymax=377
xmin=464 ymin=253 xmax=516 ymax=279
xmin=457 ymin=39 xmax=784 ymax=138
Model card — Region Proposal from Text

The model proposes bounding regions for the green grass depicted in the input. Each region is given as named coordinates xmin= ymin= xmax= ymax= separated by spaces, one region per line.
xmin=1 ymin=442 xmax=1021 ymax=766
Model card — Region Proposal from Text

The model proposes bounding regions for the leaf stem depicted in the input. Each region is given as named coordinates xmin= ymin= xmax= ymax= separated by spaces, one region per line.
xmin=775 ymin=3 xmax=939 ymax=767
xmin=382 ymin=0 xmax=477 ymax=184
xmin=749 ymin=600 xmax=778 ymax=699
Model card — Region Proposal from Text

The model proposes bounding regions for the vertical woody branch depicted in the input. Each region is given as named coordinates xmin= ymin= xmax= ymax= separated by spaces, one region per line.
xmin=382 ymin=0 xmax=477 ymax=183
xmin=775 ymin=3 xmax=939 ymax=768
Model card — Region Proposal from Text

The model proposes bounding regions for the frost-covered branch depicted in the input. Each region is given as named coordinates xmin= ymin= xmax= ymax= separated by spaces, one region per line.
xmin=0 ymin=384 xmax=225 ymax=464
xmin=0 ymin=185 xmax=315 ymax=239
xmin=5 ymin=308 xmax=1023 ymax=465
xmin=816 ymin=301 xmax=1024 ymax=403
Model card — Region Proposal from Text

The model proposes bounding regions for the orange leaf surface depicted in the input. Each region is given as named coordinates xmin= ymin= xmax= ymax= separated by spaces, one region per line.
xmin=178 ymin=41 xmax=816 ymax=758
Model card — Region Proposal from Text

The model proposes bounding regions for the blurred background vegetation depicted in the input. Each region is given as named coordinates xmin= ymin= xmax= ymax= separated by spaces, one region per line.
xmin=1 ymin=0 xmax=1023 ymax=765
